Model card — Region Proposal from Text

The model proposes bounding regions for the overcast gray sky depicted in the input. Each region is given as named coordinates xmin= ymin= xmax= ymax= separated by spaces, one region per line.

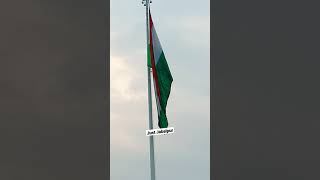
xmin=110 ymin=0 xmax=210 ymax=179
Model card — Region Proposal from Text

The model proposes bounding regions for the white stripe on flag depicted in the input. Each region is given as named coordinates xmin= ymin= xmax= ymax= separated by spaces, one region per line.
xmin=151 ymin=25 xmax=163 ymax=65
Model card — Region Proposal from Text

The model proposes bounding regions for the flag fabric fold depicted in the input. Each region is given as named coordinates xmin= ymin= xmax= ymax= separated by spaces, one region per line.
xmin=148 ymin=11 xmax=173 ymax=128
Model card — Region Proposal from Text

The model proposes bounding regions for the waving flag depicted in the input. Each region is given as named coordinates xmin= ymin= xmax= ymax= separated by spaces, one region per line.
xmin=147 ymin=11 xmax=173 ymax=128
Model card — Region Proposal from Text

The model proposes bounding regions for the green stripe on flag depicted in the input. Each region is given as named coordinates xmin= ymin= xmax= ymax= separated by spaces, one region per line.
xmin=158 ymin=109 xmax=168 ymax=128
xmin=155 ymin=52 xmax=173 ymax=128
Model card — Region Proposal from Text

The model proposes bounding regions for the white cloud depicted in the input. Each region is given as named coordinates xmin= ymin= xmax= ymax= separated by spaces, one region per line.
xmin=110 ymin=0 xmax=210 ymax=179
xmin=110 ymin=54 xmax=148 ymax=151
xmin=110 ymin=55 xmax=143 ymax=101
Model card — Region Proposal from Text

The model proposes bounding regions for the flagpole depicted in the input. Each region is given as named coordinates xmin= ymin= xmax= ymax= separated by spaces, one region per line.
xmin=143 ymin=0 xmax=156 ymax=180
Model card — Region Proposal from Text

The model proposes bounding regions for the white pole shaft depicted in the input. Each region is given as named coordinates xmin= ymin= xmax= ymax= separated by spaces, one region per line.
xmin=145 ymin=1 xmax=156 ymax=180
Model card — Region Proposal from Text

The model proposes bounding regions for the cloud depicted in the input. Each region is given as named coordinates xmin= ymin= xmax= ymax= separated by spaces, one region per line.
xmin=110 ymin=52 xmax=210 ymax=180
xmin=110 ymin=54 xmax=148 ymax=147
xmin=110 ymin=0 xmax=210 ymax=179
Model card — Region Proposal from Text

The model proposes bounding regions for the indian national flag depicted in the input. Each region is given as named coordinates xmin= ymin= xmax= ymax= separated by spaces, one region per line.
xmin=147 ymin=11 xmax=173 ymax=128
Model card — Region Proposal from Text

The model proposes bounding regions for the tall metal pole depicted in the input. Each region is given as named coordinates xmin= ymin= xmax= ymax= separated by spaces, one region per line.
xmin=143 ymin=0 xmax=156 ymax=180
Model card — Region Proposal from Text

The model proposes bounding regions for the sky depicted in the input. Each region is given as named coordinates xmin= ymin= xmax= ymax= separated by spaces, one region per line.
xmin=110 ymin=0 xmax=210 ymax=180
xmin=4 ymin=0 xmax=320 ymax=180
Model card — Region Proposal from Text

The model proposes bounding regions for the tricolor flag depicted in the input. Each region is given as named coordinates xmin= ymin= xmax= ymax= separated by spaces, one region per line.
xmin=147 ymin=11 xmax=173 ymax=128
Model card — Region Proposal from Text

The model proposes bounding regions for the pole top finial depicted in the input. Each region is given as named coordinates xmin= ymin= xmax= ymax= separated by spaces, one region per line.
xmin=142 ymin=0 xmax=152 ymax=6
